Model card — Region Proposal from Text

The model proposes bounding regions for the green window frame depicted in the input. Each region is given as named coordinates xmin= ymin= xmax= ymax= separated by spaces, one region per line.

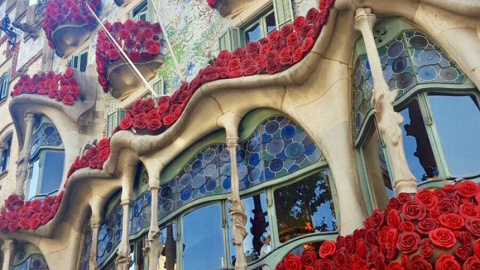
xmin=27 ymin=149 xmax=65 ymax=200
xmin=218 ymin=0 xmax=293 ymax=51
xmin=130 ymin=0 xmax=155 ymax=22
xmin=70 ymin=49 xmax=89 ymax=72
xmin=106 ymin=109 xmax=126 ymax=137
xmin=153 ymin=77 xmax=165 ymax=96
xmin=0 ymin=70 xmax=10 ymax=102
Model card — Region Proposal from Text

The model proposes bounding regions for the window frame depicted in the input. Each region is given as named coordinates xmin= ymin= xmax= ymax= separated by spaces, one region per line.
xmin=240 ymin=7 xmax=276 ymax=45
xmin=27 ymin=149 xmax=65 ymax=200
xmin=0 ymin=71 xmax=10 ymax=103
xmin=70 ymin=49 xmax=89 ymax=72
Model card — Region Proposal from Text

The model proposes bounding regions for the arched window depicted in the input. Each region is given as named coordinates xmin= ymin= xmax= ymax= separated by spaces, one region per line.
xmin=0 ymin=133 xmax=12 ymax=174
xmin=27 ymin=116 xmax=65 ymax=200
xmin=354 ymin=20 xmax=480 ymax=210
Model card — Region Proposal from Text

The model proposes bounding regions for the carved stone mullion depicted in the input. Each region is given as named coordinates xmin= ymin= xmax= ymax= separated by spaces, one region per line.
xmin=146 ymin=185 xmax=162 ymax=270
xmin=227 ymin=137 xmax=247 ymax=270
xmin=354 ymin=8 xmax=417 ymax=195
xmin=115 ymin=200 xmax=131 ymax=270
xmin=14 ymin=113 xmax=36 ymax=198
xmin=89 ymin=219 xmax=101 ymax=270
xmin=1 ymin=239 xmax=15 ymax=270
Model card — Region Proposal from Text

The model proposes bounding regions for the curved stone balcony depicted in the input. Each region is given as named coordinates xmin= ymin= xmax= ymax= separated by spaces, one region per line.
xmin=107 ymin=54 xmax=164 ymax=99
xmin=96 ymin=20 xmax=164 ymax=99
xmin=50 ymin=23 xmax=98 ymax=58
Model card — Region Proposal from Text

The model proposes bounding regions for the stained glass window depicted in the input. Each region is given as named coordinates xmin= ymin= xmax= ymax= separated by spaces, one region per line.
xmin=353 ymin=30 xmax=468 ymax=136
xmin=80 ymin=229 xmax=92 ymax=270
xmin=30 ymin=122 xmax=63 ymax=158
xmin=129 ymin=191 xmax=151 ymax=236
xmin=12 ymin=254 xmax=49 ymax=270
xmin=97 ymin=204 xmax=123 ymax=267
xmin=158 ymin=115 xmax=323 ymax=219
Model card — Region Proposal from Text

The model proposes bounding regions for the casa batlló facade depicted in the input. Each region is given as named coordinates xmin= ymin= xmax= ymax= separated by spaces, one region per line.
xmin=0 ymin=0 xmax=478 ymax=269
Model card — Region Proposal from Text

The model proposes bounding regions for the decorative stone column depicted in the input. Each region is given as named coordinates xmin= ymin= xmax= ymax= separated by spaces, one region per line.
xmin=89 ymin=219 xmax=101 ymax=270
xmin=145 ymin=171 xmax=162 ymax=270
xmin=354 ymin=8 xmax=417 ymax=195
xmin=227 ymin=137 xmax=247 ymax=270
xmin=1 ymin=239 xmax=15 ymax=270
xmin=14 ymin=113 xmax=36 ymax=198
xmin=115 ymin=199 xmax=131 ymax=270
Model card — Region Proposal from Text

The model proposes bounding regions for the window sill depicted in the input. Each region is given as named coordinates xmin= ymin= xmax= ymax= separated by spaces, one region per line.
xmin=0 ymin=170 xmax=8 ymax=180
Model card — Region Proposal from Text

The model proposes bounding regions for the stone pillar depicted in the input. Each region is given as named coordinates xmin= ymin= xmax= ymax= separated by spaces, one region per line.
xmin=1 ymin=239 xmax=15 ymax=270
xmin=89 ymin=219 xmax=101 ymax=270
xmin=115 ymin=199 xmax=131 ymax=270
xmin=354 ymin=8 xmax=417 ymax=195
xmin=14 ymin=113 xmax=36 ymax=198
xmin=146 ymin=172 xmax=162 ymax=270
xmin=227 ymin=137 xmax=247 ymax=270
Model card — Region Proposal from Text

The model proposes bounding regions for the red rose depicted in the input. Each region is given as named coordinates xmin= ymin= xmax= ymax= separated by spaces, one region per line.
xmin=465 ymin=257 xmax=480 ymax=270
xmin=141 ymin=28 xmax=154 ymax=39
xmin=89 ymin=155 xmax=102 ymax=169
xmin=157 ymin=102 xmax=170 ymax=114
xmin=460 ymin=203 xmax=479 ymax=219
xmin=365 ymin=229 xmax=379 ymax=247
xmin=142 ymin=98 xmax=155 ymax=111
xmin=319 ymin=241 xmax=336 ymax=258
xmin=64 ymin=67 xmax=74 ymax=78
xmin=119 ymin=29 xmax=130 ymax=40
xmin=8 ymin=221 xmax=18 ymax=232
xmin=396 ymin=232 xmax=421 ymax=254
xmin=459 ymin=231 xmax=473 ymax=246
xmin=454 ymin=245 xmax=469 ymax=261
xmin=279 ymin=47 xmax=293 ymax=65
xmin=246 ymin=42 xmax=260 ymax=56
xmin=398 ymin=193 xmax=412 ymax=204
xmin=385 ymin=228 xmax=398 ymax=249
xmin=406 ymin=255 xmax=431 ymax=270
xmin=0 ymin=220 xmax=7 ymax=230
xmin=30 ymin=218 xmax=42 ymax=230
xmin=417 ymin=218 xmax=439 ymax=235
xmin=99 ymin=148 xmax=110 ymax=162
xmin=436 ymin=254 xmax=460 ymax=270
xmin=146 ymin=119 xmax=162 ymax=131
xmin=98 ymin=138 xmax=110 ymax=150
xmin=228 ymin=58 xmax=241 ymax=70
xmin=474 ymin=239 xmax=480 ymax=258
xmin=386 ymin=262 xmax=405 ymax=270
xmin=306 ymin=8 xmax=320 ymax=24
xmin=217 ymin=50 xmax=231 ymax=61
xmin=438 ymin=213 xmax=465 ymax=230
xmin=148 ymin=43 xmax=161 ymax=55
xmin=429 ymin=228 xmax=457 ymax=249
xmin=260 ymin=44 xmax=272 ymax=55
xmin=386 ymin=209 xmax=401 ymax=229
xmin=437 ymin=199 xmax=459 ymax=214
xmin=301 ymin=249 xmax=317 ymax=267
xmin=107 ymin=49 xmax=121 ymax=61
xmin=284 ymin=254 xmax=302 ymax=270
xmin=302 ymin=37 xmax=315 ymax=52
xmin=62 ymin=94 xmax=75 ymax=105
xmin=293 ymin=16 xmax=306 ymax=32
xmin=356 ymin=239 xmax=366 ymax=259
xmin=415 ymin=189 xmax=439 ymax=210
xmin=456 ymin=181 xmax=478 ymax=198
xmin=228 ymin=70 xmax=243 ymax=78
xmin=333 ymin=250 xmax=349 ymax=268
xmin=314 ymin=259 xmax=333 ymax=270
xmin=244 ymin=65 xmax=258 ymax=76
xmin=232 ymin=47 xmax=245 ymax=58
xmin=266 ymin=59 xmax=281 ymax=75
xmin=162 ymin=114 xmax=176 ymax=126
xmin=466 ymin=218 xmax=480 ymax=237
xmin=268 ymin=30 xmax=281 ymax=44
xmin=402 ymin=201 xmax=426 ymax=221
xmin=119 ymin=116 xmax=133 ymax=130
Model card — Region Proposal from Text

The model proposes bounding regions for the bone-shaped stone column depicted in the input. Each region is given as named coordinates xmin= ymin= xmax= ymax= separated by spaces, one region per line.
xmin=144 ymin=164 xmax=163 ymax=270
xmin=1 ymin=239 xmax=14 ymax=270
xmin=354 ymin=8 xmax=417 ymax=194
xmin=14 ymin=113 xmax=35 ymax=198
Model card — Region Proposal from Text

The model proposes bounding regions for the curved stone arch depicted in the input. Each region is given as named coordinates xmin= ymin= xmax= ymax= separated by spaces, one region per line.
xmin=0 ymin=122 xmax=14 ymax=140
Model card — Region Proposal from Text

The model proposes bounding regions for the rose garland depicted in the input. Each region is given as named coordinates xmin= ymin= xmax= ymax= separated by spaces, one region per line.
xmin=95 ymin=19 xmax=163 ymax=92
xmin=275 ymin=180 xmax=480 ymax=270
xmin=11 ymin=68 xmax=80 ymax=106
xmin=66 ymin=138 xmax=111 ymax=179
xmin=113 ymin=5 xmax=335 ymax=134
xmin=43 ymin=0 xmax=102 ymax=49
xmin=0 ymin=193 xmax=63 ymax=232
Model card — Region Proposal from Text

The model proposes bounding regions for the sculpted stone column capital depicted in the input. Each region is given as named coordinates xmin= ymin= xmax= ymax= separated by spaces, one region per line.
xmin=1 ymin=239 xmax=15 ymax=251
xmin=1 ymin=239 xmax=15 ymax=270
xmin=354 ymin=8 xmax=376 ymax=32
xmin=24 ymin=113 xmax=36 ymax=126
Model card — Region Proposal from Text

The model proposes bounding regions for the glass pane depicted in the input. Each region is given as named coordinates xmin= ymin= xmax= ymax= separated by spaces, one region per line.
xmin=133 ymin=1 xmax=148 ymax=19
xmin=399 ymin=99 xmax=438 ymax=182
xmin=274 ymin=171 xmax=337 ymax=243
xmin=28 ymin=159 xmax=40 ymax=200
xmin=228 ymin=193 xmax=269 ymax=265
xmin=361 ymin=124 xmax=394 ymax=209
xmin=428 ymin=95 xmax=480 ymax=176
xmin=80 ymin=52 xmax=88 ymax=72
xmin=183 ymin=204 xmax=225 ymax=270
xmin=158 ymin=224 xmax=177 ymax=270
xmin=265 ymin=12 xmax=276 ymax=34
xmin=245 ymin=23 xmax=261 ymax=43
xmin=39 ymin=151 xmax=65 ymax=194
xmin=139 ymin=13 xmax=147 ymax=22
xmin=73 ymin=56 xmax=78 ymax=69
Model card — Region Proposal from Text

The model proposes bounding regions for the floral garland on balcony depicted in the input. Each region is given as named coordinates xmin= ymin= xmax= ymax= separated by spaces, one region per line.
xmin=66 ymin=138 xmax=111 ymax=179
xmin=11 ymin=68 xmax=81 ymax=106
xmin=113 ymin=5 xmax=334 ymax=134
xmin=274 ymin=180 xmax=480 ymax=270
xmin=43 ymin=0 xmax=102 ymax=49
xmin=95 ymin=20 xmax=163 ymax=93
xmin=0 ymin=193 xmax=63 ymax=232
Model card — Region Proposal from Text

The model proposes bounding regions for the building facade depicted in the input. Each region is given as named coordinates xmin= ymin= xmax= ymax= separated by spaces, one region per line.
xmin=0 ymin=0 xmax=477 ymax=269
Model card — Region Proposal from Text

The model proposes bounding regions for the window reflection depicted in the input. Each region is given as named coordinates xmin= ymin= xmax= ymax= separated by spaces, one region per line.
xmin=245 ymin=23 xmax=261 ymax=43
xmin=428 ymin=95 xmax=480 ymax=176
xmin=274 ymin=171 xmax=337 ymax=243
xmin=399 ymin=99 xmax=438 ymax=182
xmin=40 ymin=151 xmax=65 ymax=194
xmin=129 ymin=235 xmax=147 ymax=270
xmin=228 ymin=193 xmax=269 ymax=266
xmin=265 ymin=12 xmax=276 ymax=34
xmin=158 ymin=224 xmax=177 ymax=270
xmin=182 ymin=204 xmax=225 ymax=270
xmin=361 ymin=124 xmax=394 ymax=209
